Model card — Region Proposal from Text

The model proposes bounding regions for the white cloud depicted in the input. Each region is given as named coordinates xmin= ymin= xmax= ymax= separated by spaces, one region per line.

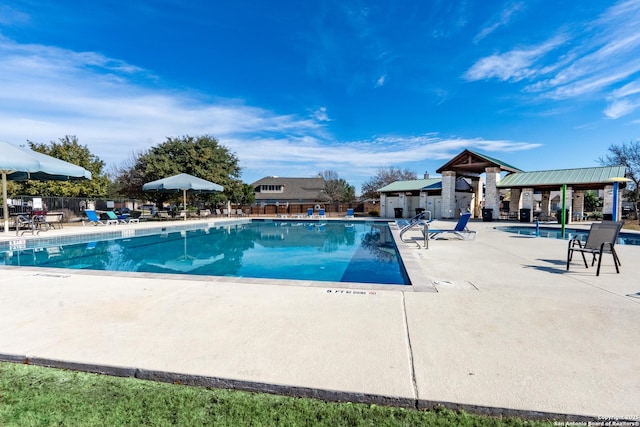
xmin=0 ymin=36 xmax=326 ymax=161
xmin=310 ymin=107 xmax=331 ymax=122
xmin=0 ymin=35 xmax=540 ymax=188
xmin=0 ymin=5 xmax=30 ymax=25
xmin=604 ymin=99 xmax=639 ymax=119
xmin=464 ymin=36 xmax=565 ymax=82
xmin=465 ymin=0 xmax=640 ymax=119
xmin=611 ymin=80 xmax=640 ymax=99
xmin=375 ymin=74 xmax=386 ymax=87
xmin=604 ymin=80 xmax=640 ymax=118
xmin=473 ymin=1 xmax=525 ymax=44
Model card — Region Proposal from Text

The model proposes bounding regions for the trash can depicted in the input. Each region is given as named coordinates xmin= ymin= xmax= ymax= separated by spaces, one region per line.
xmin=481 ymin=208 xmax=493 ymax=222
xmin=394 ymin=208 xmax=403 ymax=218
xmin=556 ymin=209 xmax=570 ymax=223
xmin=602 ymin=213 xmax=613 ymax=221
xmin=519 ymin=208 xmax=531 ymax=223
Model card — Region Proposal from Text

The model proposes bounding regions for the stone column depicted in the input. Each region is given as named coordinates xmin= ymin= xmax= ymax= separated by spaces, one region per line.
xmin=603 ymin=185 xmax=614 ymax=219
xmin=471 ymin=176 xmax=482 ymax=218
xmin=484 ymin=167 xmax=501 ymax=220
xmin=380 ymin=193 xmax=387 ymax=218
xmin=572 ymin=191 xmax=585 ymax=221
xmin=441 ymin=171 xmax=456 ymax=219
xmin=521 ymin=187 xmax=534 ymax=222
xmin=509 ymin=188 xmax=521 ymax=215
xmin=541 ymin=192 xmax=551 ymax=217
xmin=555 ymin=186 xmax=574 ymax=224
xmin=398 ymin=193 xmax=407 ymax=218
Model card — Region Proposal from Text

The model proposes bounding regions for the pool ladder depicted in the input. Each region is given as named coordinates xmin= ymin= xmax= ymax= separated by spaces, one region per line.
xmin=399 ymin=211 xmax=431 ymax=247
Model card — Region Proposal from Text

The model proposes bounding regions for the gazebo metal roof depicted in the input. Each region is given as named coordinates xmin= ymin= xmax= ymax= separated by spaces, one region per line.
xmin=497 ymin=165 xmax=627 ymax=190
xmin=377 ymin=178 xmax=441 ymax=192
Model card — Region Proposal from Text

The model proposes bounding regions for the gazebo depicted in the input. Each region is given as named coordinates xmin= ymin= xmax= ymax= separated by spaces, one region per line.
xmin=436 ymin=150 xmax=522 ymax=219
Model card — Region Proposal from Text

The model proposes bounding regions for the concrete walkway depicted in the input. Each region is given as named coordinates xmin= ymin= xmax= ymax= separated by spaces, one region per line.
xmin=1 ymin=218 xmax=639 ymax=421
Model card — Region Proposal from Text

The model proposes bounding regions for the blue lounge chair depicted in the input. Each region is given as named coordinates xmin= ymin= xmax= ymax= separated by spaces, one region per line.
xmin=345 ymin=208 xmax=354 ymax=218
xmin=317 ymin=208 xmax=326 ymax=218
xmin=82 ymin=209 xmax=106 ymax=226
xmin=307 ymin=208 xmax=314 ymax=217
xmin=426 ymin=213 xmax=476 ymax=240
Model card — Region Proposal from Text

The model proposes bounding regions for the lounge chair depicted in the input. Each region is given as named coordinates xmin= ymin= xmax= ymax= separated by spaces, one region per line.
xmin=426 ymin=213 xmax=476 ymax=240
xmin=129 ymin=211 xmax=142 ymax=222
xmin=123 ymin=212 xmax=140 ymax=223
xmin=155 ymin=211 xmax=172 ymax=220
xmin=82 ymin=209 xmax=106 ymax=226
xmin=15 ymin=214 xmax=38 ymax=235
xmin=345 ymin=208 xmax=354 ymax=218
xmin=567 ymin=221 xmax=623 ymax=276
xmin=317 ymin=208 xmax=326 ymax=218
xmin=43 ymin=212 xmax=64 ymax=229
xmin=32 ymin=214 xmax=55 ymax=231
xmin=105 ymin=211 xmax=126 ymax=224
xmin=108 ymin=210 xmax=139 ymax=224
xmin=307 ymin=208 xmax=314 ymax=218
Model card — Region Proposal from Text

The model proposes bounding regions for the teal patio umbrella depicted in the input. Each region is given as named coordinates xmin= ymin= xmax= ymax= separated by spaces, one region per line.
xmin=0 ymin=141 xmax=92 ymax=234
xmin=142 ymin=173 xmax=224 ymax=220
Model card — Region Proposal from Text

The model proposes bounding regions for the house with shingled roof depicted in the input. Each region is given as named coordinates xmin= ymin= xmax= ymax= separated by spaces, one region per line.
xmin=251 ymin=176 xmax=332 ymax=216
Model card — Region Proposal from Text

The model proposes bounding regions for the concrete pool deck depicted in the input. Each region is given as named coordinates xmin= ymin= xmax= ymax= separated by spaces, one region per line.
xmin=0 ymin=217 xmax=639 ymax=421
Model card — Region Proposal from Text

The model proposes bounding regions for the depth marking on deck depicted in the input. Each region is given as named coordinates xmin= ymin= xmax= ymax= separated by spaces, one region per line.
xmin=325 ymin=289 xmax=377 ymax=296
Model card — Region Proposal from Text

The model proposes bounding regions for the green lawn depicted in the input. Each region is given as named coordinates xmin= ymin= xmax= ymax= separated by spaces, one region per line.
xmin=0 ymin=362 xmax=555 ymax=427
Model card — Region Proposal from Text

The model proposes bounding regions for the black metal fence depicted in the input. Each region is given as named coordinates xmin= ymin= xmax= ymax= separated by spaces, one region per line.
xmin=3 ymin=196 xmax=142 ymax=220
xmin=2 ymin=196 xmax=380 ymax=221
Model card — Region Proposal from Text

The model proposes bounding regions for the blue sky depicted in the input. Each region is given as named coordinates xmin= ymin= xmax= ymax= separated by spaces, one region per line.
xmin=1 ymin=0 xmax=639 ymax=193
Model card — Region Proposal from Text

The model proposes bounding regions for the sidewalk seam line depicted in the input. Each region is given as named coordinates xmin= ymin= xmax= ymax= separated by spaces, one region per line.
xmin=401 ymin=291 xmax=419 ymax=408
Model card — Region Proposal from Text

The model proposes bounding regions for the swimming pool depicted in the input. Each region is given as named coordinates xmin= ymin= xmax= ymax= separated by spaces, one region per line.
xmin=495 ymin=225 xmax=640 ymax=246
xmin=0 ymin=220 xmax=410 ymax=285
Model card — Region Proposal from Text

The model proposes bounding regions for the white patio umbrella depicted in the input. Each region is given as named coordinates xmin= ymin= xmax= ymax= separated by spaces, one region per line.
xmin=1 ymin=141 xmax=92 ymax=234
xmin=142 ymin=173 xmax=224 ymax=220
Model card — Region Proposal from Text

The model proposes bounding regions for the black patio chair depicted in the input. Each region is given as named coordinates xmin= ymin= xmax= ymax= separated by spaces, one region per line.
xmin=566 ymin=221 xmax=623 ymax=276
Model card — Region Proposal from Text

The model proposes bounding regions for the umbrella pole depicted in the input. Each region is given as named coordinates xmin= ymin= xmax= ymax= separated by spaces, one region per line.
xmin=2 ymin=172 xmax=9 ymax=234
xmin=183 ymin=189 xmax=187 ymax=221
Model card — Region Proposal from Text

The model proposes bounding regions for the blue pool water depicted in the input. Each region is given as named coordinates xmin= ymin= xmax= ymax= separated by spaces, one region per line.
xmin=1 ymin=221 xmax=410 ymax=285
xmin=495 ymin=226 xmax=640 ymax=246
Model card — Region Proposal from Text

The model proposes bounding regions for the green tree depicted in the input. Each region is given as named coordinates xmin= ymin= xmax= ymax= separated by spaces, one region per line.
xmin=117 ymin=135 xmax=242 ymax=207
xmin=14 ymin=136 xmax=109 ymax=197
xmin=226 ymin=181 xmax=256 ymax=208
xmin=360 ymin=166 xmax=417 ymax=199
xmin=583 ymin=190 xmax=601 ymax=212
xmin=599 ymin=140 xmax=640 ymax=203
xmin=320 ymin=170 xmax=356 ymax=204
xmin=111 ymin=151 xmax=147 ymax=200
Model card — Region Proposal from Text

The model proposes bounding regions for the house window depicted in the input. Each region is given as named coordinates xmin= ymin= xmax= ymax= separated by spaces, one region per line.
xmin=260 ymin=185 xmax=283 ymax=193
